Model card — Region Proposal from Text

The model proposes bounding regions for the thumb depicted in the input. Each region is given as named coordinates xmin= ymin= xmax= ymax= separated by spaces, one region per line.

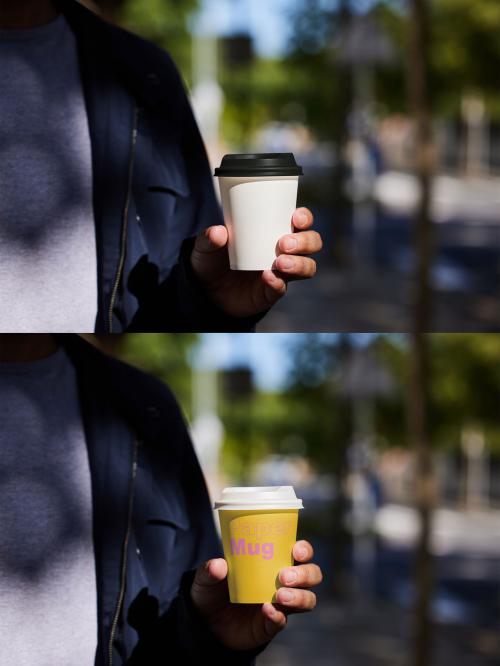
xmin=193 ymin=558 xmax=228 ymax=587
xmin=193 ymin=226 xmax=228 ymax=255
xmin=191 ymin=226 xmax=230 ymax=283
xmin=191 ymin=559 xmax=229 ymax=616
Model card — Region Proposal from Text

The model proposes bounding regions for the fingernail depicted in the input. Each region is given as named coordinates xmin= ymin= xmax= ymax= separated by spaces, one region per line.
xmin=279 ymin=257 xmax=294 ymax=270
xmin=282 ymin=237 xmax=298 ymax=252
xmin=279 ymin=589 xmax=294 ymax=603
xmin=284 ymin=570 xmax=298 ymax=584
xmin=297 ymin=546 xmax=307 ymax=559
xmin=297 ymin=212 xmax=309 ymax=226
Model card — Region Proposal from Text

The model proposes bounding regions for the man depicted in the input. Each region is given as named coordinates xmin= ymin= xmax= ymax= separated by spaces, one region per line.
xmin=0 ymin=334 xmax=323 ymax=665
xmin=0 ymin=0 xmax=323 ymax=333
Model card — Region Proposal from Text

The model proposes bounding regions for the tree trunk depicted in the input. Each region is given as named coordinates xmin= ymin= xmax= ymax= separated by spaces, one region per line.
xmin=408 ymin=333 xmax=434 ymax=666
xmin=409 ymin=0 xmax=434 ymax=335
xmin=407 ymin=1 xmax=435 ymax=666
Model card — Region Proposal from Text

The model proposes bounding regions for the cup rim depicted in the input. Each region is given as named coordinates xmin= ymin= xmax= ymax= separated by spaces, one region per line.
xmin=214 ymin=502 xmax=304 ymax=510
xmin=214 ymin=152 xmax=303 ymax=178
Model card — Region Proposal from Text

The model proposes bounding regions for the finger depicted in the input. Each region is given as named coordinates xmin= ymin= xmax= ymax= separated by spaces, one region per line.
xmin=262 ymin=603 xmax=287 ymax=638
xmin=191 ymin=559 xmax=229 ymax=617
xmin=275 ymin=587 xmax=317 ymax=611
xmin=194 ymin=226 xmax=228 ymax=254
xmin=279 ymin=563 xmax=323 ymax=589
xmin=193 ymin=558 xmax=228 ymax=588
xmin=278 ymin=230 xmax=323 ymax=256
xmin=292 ymin=208 xmax=314 ymax=230
xmin=293 ymin=540 xmax=314 ymax=563
xmin=275 ymin=255 xmax=317 ymax=278
xmin=261 ymin=270 xmax=288 ymax=304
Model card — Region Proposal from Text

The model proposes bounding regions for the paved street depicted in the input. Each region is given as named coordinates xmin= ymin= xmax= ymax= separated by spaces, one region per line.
xmin=258 ymin=597 xmax=500 ymax=666
xmin=258 ymin=172 xmax=500 ymax=332
xmin=258 ymin=265 xmax=500 ymax=332
xmin=258 ymin=506 xmax=500 ymax=665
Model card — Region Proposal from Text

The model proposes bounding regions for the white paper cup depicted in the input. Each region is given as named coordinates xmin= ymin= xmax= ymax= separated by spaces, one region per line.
xmin=215 ymin=154 xmax=304 ymax=271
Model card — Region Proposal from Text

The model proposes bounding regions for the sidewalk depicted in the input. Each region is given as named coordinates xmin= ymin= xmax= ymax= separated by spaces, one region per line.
xmin=374 ymin=172 xmax=500 ymax=224
xmin=258 ymin=266 xmax=500 ymax=332
xmin=258 ymin=597 xmax=500 ymax=666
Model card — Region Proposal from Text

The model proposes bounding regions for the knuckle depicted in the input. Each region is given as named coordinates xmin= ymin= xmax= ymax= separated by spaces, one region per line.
xmin=305 ymin=564 xmax=317 ymax=585
xmin=297 ymin=589 xmax=315 ymax=609
xmin=301 ymin=232 xmax=315 ymax=252
xmin=293 ymin=589 xmax=306 ymax=606
xmin=299 ymin=567 xmax=311 ymax=586
xmin=312 ymin=564 xmax=323 ymax=584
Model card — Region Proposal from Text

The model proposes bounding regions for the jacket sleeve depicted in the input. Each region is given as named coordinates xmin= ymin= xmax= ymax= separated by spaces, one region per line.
xmin=128 ymin=237 xmax=269 ymax=332
xmin=127 ymin=59 xmax=268 ymax=333
xmin=127 ymin=408 xmax=267 ymax=665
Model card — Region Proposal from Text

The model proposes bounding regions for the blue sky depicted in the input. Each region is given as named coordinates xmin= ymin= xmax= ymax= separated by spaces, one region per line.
xmin=193 ymin=334 xmax=380 ymax=391
xmin=194 ymin=0 xmax=381 ymax=57
xmin=192 ymin=334 xmax=299 ymax=390
xmin=194 ymin=0 xmax=293 ymax=57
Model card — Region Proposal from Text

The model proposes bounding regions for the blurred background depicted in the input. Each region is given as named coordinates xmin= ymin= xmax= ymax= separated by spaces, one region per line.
xmin=92 ymin=332 xmax=500 ymax=665
xmin=85 ymin=0 xmax=500 ymax=331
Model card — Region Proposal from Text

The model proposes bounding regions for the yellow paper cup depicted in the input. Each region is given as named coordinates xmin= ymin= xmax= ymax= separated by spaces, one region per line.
xmin=214 ymin=487 xmax=303 ymax=604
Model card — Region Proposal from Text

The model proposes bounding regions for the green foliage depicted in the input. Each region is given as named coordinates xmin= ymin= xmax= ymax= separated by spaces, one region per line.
xmin=429 ymin=334 xmax=500 ymax=451
xmin=112 ymin=333 xmax=499 ymax=477
xmin=219 ymin=383 xmax=351 ymax=482
xmin=282 ymin=0 xmax=500 ymax=137
xmin=219 ymin=393 xmax=290 ymax=482
xmin=116 ymin=0 xmax=199 ymax=82
xmin=220 ymin=53 xmax=342 ymax=146
xmin=284 ymin=0 xmax=339 ymax=56
xmin=108 ymin=0 xmax=500 ymax=145
xmin=376 ymin=334 xmax=500 ymax=453
xmin=115 ymin=333 xmax=198 ymax=419
xmin=233 ymin=333 xmax=500 ymax=477
xmin=218 ymin=335 xmax=352 ymax=480
xmin=431 ymin=0 xmax=500 ymax=117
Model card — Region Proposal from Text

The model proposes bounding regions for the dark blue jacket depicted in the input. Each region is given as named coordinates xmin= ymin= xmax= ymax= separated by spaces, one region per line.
xmin=56 ymin=0 xmax=262 ymax=333
xmin=62 ymin=335 xmax=261 ymax=665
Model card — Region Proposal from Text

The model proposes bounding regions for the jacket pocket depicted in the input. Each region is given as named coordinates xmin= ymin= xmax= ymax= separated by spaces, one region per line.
xmin=133 ymin=466 xmax=193 ymax=607
xmin=132 ymin=127 xmax=191 ymax=278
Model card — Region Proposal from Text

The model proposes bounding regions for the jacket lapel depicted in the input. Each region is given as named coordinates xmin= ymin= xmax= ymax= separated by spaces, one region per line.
xmin=65 ymin=338 xmax=136 ymax=664
xmin=56 ymin=0 xmax=136 ymax=332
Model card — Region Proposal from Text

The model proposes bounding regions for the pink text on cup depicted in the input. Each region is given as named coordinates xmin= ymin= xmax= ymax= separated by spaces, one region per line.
xmin=231 ymin=538 xmax=274 ymax=560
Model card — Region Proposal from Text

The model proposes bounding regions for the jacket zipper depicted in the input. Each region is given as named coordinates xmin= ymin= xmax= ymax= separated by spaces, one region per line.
xmin=108 ymin=104 xmax=140 ymax=333
xmin=108 ymin=438 xmax=140 ymax=666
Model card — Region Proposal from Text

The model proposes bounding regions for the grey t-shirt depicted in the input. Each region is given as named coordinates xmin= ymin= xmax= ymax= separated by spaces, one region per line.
xmin=0 ymin=347 xmax=97 ymax=665
xmin=0 ymin=15 xmax=98 ymax=332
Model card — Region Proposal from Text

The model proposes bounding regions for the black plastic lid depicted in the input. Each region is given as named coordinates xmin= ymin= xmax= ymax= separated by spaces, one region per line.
xmin=214 ymin=153 xmax=303 ymax=177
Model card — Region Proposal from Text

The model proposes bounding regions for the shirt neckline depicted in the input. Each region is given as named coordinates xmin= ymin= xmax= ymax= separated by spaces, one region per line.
xmin=0 ymin=346 xmax=68 ymax=376
xmin=0 ymin=13 xmax=65 ymax=43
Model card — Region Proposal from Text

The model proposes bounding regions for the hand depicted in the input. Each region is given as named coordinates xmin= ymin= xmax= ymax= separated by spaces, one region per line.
xmin=190 ymin=209 xmax=322 ymax=318
xmin=190 ymin=540 xmax=323 ymax=651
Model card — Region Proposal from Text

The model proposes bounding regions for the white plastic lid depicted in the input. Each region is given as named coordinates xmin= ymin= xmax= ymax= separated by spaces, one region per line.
xmin=214 ymin=486 xmax=303 ymax=511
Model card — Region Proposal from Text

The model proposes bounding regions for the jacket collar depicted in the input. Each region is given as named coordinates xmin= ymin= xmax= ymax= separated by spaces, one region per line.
xmin=54 ymin=0 xmax=178 ymax=114
xmin=58 ymin=335 xmax=180 ymax=452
